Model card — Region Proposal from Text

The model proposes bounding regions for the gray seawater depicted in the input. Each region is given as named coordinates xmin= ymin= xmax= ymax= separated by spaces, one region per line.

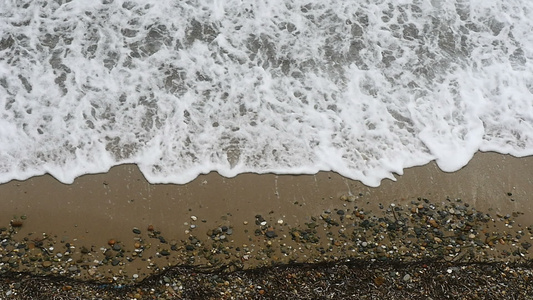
xmin=0 ymin=0 xmax=532 ymax=186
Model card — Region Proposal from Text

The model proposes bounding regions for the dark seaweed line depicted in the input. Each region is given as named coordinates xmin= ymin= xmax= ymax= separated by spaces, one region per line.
xmin=1 ymin=258 xmax=533 ymax=298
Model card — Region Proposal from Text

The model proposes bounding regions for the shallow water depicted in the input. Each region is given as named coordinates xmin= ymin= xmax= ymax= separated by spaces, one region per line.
xmin=0 ymin=0 xmax=532 ymax=186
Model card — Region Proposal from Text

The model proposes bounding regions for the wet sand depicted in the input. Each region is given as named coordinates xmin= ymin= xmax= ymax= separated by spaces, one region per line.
xmin=1 ymin=151 xmax=530 ymax=217
xmin=1 ymin=151 xmax=531 ymax=245
xmin=1 ymin=151 xmax=533 ymax=299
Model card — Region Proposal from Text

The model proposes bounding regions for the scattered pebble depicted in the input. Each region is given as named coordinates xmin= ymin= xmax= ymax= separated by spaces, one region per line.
xmin=265 ymin=231 xmax=277 ymax=238
xmin=42 ymin=261 xmax=52 ymax=268
xmin=0 ymin=197 xmax=531 ymax=299
xmin=10 ymin=220 xmax=23 ymax=227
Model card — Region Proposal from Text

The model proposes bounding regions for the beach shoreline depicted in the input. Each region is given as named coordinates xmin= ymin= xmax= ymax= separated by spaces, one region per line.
xmin=1 ymin=151 xmax=533 ymax=298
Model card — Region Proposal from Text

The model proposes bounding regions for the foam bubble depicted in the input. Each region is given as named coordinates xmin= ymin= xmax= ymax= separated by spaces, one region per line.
xmin=0 ymin=0 xmax=532 ymax=187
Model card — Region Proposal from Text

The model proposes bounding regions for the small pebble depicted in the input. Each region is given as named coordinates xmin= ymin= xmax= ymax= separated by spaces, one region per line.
xmin=42 ymin=261 xmax=52 ymax=268
xmin=10 ymin=220 xmax=23 ymax=227
xmin=265 ymin=231 xmax=277 ymax=238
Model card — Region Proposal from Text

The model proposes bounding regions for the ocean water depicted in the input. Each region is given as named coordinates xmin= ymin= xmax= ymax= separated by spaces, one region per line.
xmin=0 ymin=0 xmax=532 ymax=187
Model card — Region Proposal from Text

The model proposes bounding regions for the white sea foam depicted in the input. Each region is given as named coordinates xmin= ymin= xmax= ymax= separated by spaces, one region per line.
xmin=0 ymin=0 xmax=532 ymax=186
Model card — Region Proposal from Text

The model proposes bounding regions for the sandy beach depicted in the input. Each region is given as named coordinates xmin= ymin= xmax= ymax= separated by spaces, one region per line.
xmin=1 ymin=151 xmax=533 ymax=299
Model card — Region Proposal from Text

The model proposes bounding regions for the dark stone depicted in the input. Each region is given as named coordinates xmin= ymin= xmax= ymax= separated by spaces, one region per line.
xmin=265 ymin=231 xmax=277 ymax=238
xmin=360 ymin=220 xmax=371 ymax=229
xmin=337 ymin=210 xmax=345 ymax=215
xmin=112 ymin=244 xmax=121 ymax=251
xmin=414 ymin=227 xmax=422 ymax=236
xmin=160 ymin=250 xmax=170 ymax=256
xmin=132 ymin=228 xmax=141 ymax=234
xmin=325 ymin=218 xmax=339 ymax=226
xmin=185 ymin=245 xmax=195 ymax=251
xmin=111 ymin=259 xmax=120 ymax=266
